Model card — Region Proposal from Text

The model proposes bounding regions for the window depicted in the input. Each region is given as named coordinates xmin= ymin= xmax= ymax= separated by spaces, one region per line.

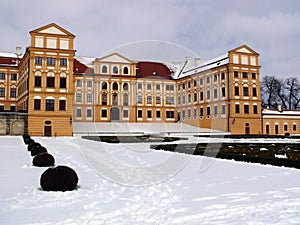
xmin=123 ymin=110 xmax=128 ymax=118
xmin=47 ymin=77 xmax=55 ymax=88
xmin=147 ymin=110 xmax=152 ymax=118
xmin=102 ymin=93 xmax=107 ymax=105
xmin=76 ymin=108 xmax=82 ymax=117
xmin=156 ymin=84 xmax=160 ymax=90
xmin=156 ymin=111 xmax=161 ymax=118
xmin=234 ymin=87 xmax=239 ymax=96
xmin=137 ymin=95 xmax=143 ymax=104
xmin=188 ymin=94 xmax=191 ymax=103
xmin=194 ymin=80 xmax=197 ymax=87
xmin=10 ymin=88 xmax=16 ymax=98
xmin=138 ymin=83 xmax=143 ymax=90
xmin=194 ymin=108 xmax=197 ymax=118
xmin=101 ymin=82 xmax=107 ymax=90
xmin=87 ymin=93 xmax=92 ymax=103
xmin=87 ymin=81 xmax=93 ymax=87
xmin=34 ymin=99 xmax=41 ymax=110
xmin=113 ymin=93 xmax=118 ymax=105
xmin=46 ymin=99 xmax=54 ymax=111
xmin=166 ymin=96 xmax=174 ymax=105
xmin=76 ymin=80 xmax=82 ymax=87
xmin=59 ymin=100 xmax=66 ymax=111
xmin=200 ymin=79 xmax=203 ymax=85
xmin=47 ymin=57 xmax=56 ymax=65
xmin=35 ymin=57 xmax=43 ymax=65
xmin=156 ymin=96 xmax=161 ymax=105
xmin=200 ymin=107 xmax=204 ymax=117
xmin=101 ymin=109 xmax=107 ymax=117
xmin=207 ymin=106 xmax=211 ymax=116
xmin=252 ymin=73 xmax=256 ymax=79
xmin=194 ymin=93 xmax=197 ymax=102
xmin=243 ymin=87 xmax=249 ymax=96
xmin=182 ymin=110 xmax=186 ymax=119
xmin=252 ymin=87 xmax=257 ymax=97
xmin=206 ymin=90 xmax=210 ymax=99
xmin=235 ymin=104 xmax=240 ymax=114
xmin=102 ymin=66 xmax=108 ymax=73
xmin=182 ymin=84 xmax=185 ymax=89
xmin=0 ymin=73 xmax=5 ymax=80
xmin=60 ymin=58 xmax=67 ymax=66
xmin=123 ymin=67 xmax=129 ymax=74
xmin=123 ymin=83 xmax=129 ymax=91
xmin=11 ymin=74 xmax=17 ymax=81
xmin=112 ymin=82 xmax=118 ymax=90
xmin=113 ymin=66 xmax=118 ymax=74
xmin=123 ymin=93 xmax=129 ymax=106
xmin=35 ymin=76 xmax=41 ymax=87
xmin=182 ymin=94 xmax=186 ymax=104
xmin=177 ymin=96 xmax=181 ymax=105
xmin=214 ymin=74 xmax=218 ymax=82
xmin=242 ymin=72 xmax=248 ymax=79
xmin=60 ymin=78 xmax=66 ymax=88
xmin=166 ymin=111 xmax=175 ymax=118
xmin=0 ymin=105 xmax=4 ymax=111
xmin=76 ymin=93 xmax=82 ymax=102
xmin=222 ymin=105 xmax=226 ymax=114
xmin=221 ymin=72 xmax=225 ymax=80
xmin=214 ymin=89 xmax=218 ymax=98
xmin=206 ymin=77 xmax=210 ymax=84
xmin=147 ymin=96 xmax=152 ymax=104
xmin=221 ymin=87 xmax=226 ymax=97
xmin=244 ymin=104 xmax=249 ymax=114
xmin=87 ymin=109 xmax=92 ymax=118
xmin=200 ymin=91 xmax=204 ymax=101
xmin=138 ymin=110 xmax=143 ymax=118
xmin=234 ymin=71 xmax=239 ymax=78
xmin=293 ymin=124 xmax=297 ymax=131
xmin=0 ymin=88 xmax=5 ymax=97
xmin=188 ymin=109 xmax=191 ymax=118
xmin=253 ymin=105 xmax=258 ymax=114
xmin=147 ymin=84 xmax=152 ymax=90
xmin=188 ymin=82 xmax=191 ymax=88
xmin=10 ymin=105 xmax=16 ymax=112
xmin=284 ymin=124 xmax=288 ymax=131
xmin=266 ymin=124 xmax=270 ymax=134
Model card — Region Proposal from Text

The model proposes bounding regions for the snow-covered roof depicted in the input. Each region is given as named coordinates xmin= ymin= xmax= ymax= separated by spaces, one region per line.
xmin=75 ymin=56 xmax=95 ymax=68
xmin=0 ymin=52 xmax=19 ymax=58
xmin=262 ymin=109 xmax=300 ymax=116
xmin=176 ymin=53 xmax=229 ymax=79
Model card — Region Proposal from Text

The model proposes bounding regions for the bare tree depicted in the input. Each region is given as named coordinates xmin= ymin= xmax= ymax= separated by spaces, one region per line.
xmin=285 ymin=77 xmax=300 ymax=110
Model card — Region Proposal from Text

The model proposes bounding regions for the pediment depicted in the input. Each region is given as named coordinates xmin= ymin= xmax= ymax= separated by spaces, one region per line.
xmin=96 ymin=53 xmax=133 ymax=64
xmin=30 ymin=23 xmax=75 ymax=37
xmin=230 ymin=45 xmax=259 ymax=55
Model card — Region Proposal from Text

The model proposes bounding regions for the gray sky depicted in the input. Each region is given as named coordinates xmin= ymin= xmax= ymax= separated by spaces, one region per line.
xmin=0 ymin=0 xmax=299 ymax=78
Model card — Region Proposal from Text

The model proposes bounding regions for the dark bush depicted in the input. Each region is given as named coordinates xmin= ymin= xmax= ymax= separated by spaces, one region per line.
xmin=40 ymin=165 xmax=79 ymax=191
xmin=27 ymin=142 xmax=41 ymax=151
xmin=32 ymin=153 xmax=55 ymax=167
xmin=24 ymin=137 xmax=34 ymax=145
xmin=31 ymin=145 xmax=47 ymax=157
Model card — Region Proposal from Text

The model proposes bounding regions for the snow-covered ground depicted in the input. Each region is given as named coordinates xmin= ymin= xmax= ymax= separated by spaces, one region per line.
xmin=1 ymin=136 xmax=300 ymax=225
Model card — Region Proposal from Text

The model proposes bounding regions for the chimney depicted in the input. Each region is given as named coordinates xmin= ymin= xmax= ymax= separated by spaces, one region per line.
xmin=194 ymin=57 xmax=202 ymax=67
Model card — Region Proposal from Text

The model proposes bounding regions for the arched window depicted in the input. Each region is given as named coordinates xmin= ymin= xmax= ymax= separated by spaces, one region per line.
xmin=101 ymin=82 xmax=107 ymax=90
xmin=113 ymin=82 xmax=118 ymax=90
xmin=102 ymin=93 xmax=107 ymax=105
xmin=123 ymin=83 xmax=129 ymax=91
xmin=113 ymin=66 xmax=118 ymax=74
xmin=123 ymin=67 xmax=129 ymax=74
xmin=102 ymin=66 xmax=108 ymax=73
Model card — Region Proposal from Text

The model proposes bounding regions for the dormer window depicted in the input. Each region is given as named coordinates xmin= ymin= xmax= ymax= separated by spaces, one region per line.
xmin=123 ymin=67 xmax=129 ymax=74
xmin=113 ymin=66 xmax=118 ymax=74
xmin=102 ymin=65 xmax=108 ymax=73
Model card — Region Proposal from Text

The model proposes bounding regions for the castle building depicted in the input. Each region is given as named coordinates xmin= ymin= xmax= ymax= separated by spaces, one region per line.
xmin=0 ymin=23 xmax=299 ymax=136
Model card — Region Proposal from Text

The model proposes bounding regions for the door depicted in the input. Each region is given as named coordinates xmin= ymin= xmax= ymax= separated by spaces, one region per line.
xmin=111 ymin=107 xmax=120 ymax=121
xmin=44 ymin=126 xmax=52 ymax=137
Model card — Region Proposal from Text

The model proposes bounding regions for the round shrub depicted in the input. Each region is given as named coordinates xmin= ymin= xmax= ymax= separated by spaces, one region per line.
xmin=31 ymin=145 xmax=47 ymax=157
xmin=24 ymin=137 xmax=34 ymax=145
xmin=40 ymin=165 xmax=79 ymax=192
xmin=27 ymin=142 xmax=41 ymax=151
xmin=32 ymin=153 xmax=55 ymax=167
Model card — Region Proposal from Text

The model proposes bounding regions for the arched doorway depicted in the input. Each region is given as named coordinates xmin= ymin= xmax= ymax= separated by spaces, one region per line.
xmin=11 ymin=120 xmax=24 ymax=135
xmin=245 ymin=123 xmax=250 ymax=135
xmin=111 ymin=107 xmax=120 ymax=121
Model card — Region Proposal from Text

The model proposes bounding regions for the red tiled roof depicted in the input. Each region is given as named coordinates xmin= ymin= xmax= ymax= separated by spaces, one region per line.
xmin=0 ymin=57 xmax=20 ymax=67
xmin=136 ymin=61 xmax=173 ymax=79
xmin=73 ymin=58 xmax=93 ymax=75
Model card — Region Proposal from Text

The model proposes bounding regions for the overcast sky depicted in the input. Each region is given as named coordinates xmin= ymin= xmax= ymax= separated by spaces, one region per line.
xmin=0 ymin=0 xmax=299 ymax=78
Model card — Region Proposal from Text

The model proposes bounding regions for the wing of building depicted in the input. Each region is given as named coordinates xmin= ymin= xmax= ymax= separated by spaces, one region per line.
xmin=0 ymin=23 xmax=299 ymax=136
